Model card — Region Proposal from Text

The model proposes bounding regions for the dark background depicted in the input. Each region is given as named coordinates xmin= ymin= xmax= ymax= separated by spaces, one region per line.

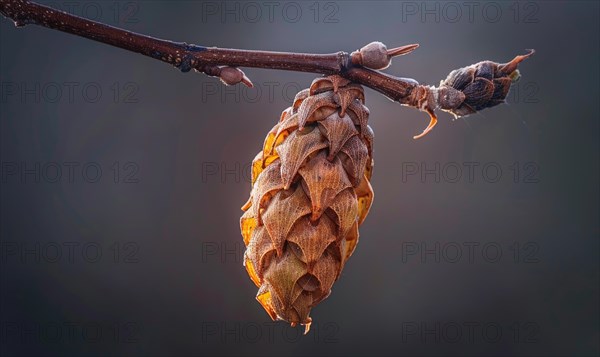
xmin=1 ymin=0 xmax=598 ymax=356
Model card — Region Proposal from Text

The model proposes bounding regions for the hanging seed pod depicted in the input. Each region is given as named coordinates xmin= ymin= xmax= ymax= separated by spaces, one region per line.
xmin=240 ymin=75 xmax=374 ymax=334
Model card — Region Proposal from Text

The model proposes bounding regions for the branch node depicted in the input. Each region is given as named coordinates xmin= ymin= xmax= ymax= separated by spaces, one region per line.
xmin=177 ymin=54 xmax=194 ymax=73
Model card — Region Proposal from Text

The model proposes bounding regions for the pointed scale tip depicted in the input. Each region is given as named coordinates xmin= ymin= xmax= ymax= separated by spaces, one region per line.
xmin=412 ymin=110 xmax=438 ymax=140
xmin=241 ymin=74 xmax=254 ymax=88
xmin=303 ymin=318 xmax=312 ymax=335
xmin=387 ymin=43 xmax=419 ymax=58
xmin=499 ymin=49 xmax=535 ymax=74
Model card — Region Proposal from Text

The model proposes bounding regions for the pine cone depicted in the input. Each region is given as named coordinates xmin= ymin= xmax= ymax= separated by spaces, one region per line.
xmin=240 ymin=75 xmax=374 ymax=333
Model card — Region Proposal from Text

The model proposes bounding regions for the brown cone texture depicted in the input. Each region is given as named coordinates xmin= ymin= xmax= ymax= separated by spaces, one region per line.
xmin=240 ymin=76 xmax=374 ymax=331
xmin=439 ymin=50 xmax=535 ymax=118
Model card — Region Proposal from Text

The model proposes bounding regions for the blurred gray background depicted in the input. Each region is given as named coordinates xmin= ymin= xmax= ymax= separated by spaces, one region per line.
xmin=0 ymin=0 xmax=598 ymax=356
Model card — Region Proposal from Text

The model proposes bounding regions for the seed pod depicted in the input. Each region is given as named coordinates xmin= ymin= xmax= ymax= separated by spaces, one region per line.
xmin=240 ymin=75 xmax=374 ymax=334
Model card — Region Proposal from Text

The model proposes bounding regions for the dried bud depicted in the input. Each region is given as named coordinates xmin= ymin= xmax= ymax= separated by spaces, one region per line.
xmin=354 ymin=41 xmax=389 ymax=70
xmin=438 ymin=50 xmax=534 ymax=118
xmin=351 ymin=42 xmax=419 ymax=70
xmin=216 ymin=66 xmax=254 ymax=87
xmin=219 ymin=66 xmax=242 ymax=85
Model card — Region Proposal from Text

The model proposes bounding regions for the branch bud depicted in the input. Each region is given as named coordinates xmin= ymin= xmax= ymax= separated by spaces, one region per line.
xmin=351 ymin=42 xmax=419 ymax=70
xmin=437 ymin=49 xmax=534 ymax=118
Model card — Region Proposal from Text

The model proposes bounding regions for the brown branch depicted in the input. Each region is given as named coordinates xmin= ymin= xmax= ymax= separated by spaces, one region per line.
xmin=0 ymin=0 xmax=533 ymax=139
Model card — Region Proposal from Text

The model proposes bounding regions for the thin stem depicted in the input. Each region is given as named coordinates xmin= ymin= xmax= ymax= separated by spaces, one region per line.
xmin=0 ymin=0 xmax=345 ymax=73
xmin=0 ymin=0 xmax=412 ymax=97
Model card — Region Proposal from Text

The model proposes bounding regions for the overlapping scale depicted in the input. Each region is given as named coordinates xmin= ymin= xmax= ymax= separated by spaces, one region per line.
xmin=240 ymin=75 xmax=375 ymax=333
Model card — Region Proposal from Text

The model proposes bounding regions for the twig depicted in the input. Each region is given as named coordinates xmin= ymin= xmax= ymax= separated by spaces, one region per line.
xmin=0 ymin=0 xmax=533 ymax=139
